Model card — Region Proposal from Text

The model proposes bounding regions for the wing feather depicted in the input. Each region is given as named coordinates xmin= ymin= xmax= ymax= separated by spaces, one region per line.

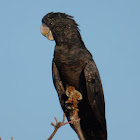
xmin=52 ymin=61 xmax=66 ymax=110
xmin=84 ymin=60 xmax=106 ymax=129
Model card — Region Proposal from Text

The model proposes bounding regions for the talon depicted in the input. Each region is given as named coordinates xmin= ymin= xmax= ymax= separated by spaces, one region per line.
xmin=65 ymin=100 xmax=73 ymax=104
xmin=66 ymin=86 xmax=83 ymax=100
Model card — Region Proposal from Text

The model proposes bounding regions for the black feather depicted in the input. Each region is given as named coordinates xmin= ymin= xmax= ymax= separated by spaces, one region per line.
xmin=43 ymin=12 xmax=107 ymax=140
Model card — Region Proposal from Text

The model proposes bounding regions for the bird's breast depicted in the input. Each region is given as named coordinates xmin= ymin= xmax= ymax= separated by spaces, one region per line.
xmin=54 ymin=57 xmax=85 ymax=89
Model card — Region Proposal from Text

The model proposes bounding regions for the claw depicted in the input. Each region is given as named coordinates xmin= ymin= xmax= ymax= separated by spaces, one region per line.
xmin=66 ymin=86 xmax=83 ymax=101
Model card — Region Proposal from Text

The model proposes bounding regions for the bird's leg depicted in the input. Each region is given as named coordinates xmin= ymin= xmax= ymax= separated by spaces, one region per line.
xmin=47 ymin=113 xmax=79 ymax=140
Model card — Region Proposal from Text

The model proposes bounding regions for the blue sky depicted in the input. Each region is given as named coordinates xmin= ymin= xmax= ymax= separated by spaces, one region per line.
xmin=0 ymin=0 xmax=140 ymax=140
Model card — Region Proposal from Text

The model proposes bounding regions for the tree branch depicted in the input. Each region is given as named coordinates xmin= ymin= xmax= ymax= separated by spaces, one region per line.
xmin=47 ymin=113 xmax=79 ymax=140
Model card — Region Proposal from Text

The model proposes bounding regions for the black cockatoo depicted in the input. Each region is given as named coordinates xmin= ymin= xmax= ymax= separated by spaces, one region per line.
xmin=41 ymin=12 xmax=107 ymax=140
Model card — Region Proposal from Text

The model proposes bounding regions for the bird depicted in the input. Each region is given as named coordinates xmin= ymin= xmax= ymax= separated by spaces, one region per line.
xmin=40 ymin=12 xmax=107 ymax=140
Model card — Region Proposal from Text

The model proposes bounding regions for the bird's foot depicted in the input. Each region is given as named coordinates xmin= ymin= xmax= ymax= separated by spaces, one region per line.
xmin=65 ymin=86 xmax=82 ymax=110
xmin=66 ymin=86 xmax=83 ymax=101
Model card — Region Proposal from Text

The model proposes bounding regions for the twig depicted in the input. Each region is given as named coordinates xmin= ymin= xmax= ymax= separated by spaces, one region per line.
xmin=47 ymin=113 xmax=79 ymax=140
xmin=0 ymin=137 xmax=13 ymax=140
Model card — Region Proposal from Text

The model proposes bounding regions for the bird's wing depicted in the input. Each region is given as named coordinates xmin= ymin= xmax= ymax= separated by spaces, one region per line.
xmin=52 ymin=61 xmax=66 ymax=110
xmin=84 ymin=60 xmax=106 ymax=128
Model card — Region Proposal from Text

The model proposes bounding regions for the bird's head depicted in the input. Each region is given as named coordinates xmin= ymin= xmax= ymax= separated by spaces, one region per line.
xmin=40 ymin=12 xmax=81 ymax=45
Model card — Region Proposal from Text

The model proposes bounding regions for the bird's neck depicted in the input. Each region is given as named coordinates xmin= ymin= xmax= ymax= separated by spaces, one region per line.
xmin=53 ymin=27 xmax=84 ymax=47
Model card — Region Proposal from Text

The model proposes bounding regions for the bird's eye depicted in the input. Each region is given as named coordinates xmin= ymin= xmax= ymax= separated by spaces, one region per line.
xmin=50 ymin=22 xmax=54 ymax=27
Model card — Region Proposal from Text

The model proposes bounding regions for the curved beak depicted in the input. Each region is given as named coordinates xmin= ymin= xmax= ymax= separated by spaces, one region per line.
xmin=40 ymin=24 xmax=54 ymax=41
